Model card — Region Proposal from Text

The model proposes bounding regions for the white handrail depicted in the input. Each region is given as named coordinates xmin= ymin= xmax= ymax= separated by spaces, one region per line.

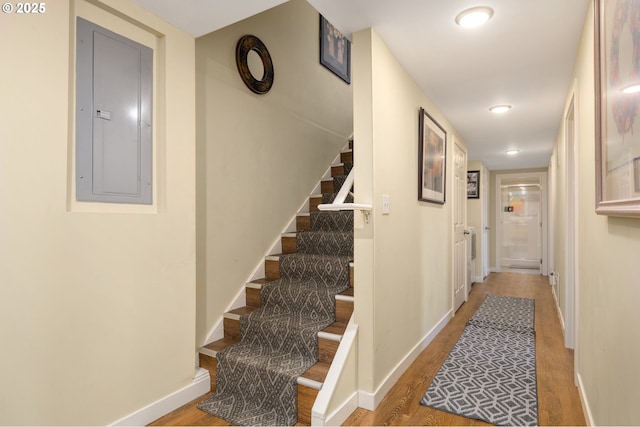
xmin=317 ymin=168 xmax=372 ymax=224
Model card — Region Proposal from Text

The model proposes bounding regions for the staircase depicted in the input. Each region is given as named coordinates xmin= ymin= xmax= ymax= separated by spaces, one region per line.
xmin=198 ymin=141 xmax=355 ymax=425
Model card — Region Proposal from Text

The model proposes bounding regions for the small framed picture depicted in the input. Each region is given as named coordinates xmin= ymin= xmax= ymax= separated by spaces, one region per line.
xmin=467 ymin=170 xmax=480 ymax=199
xmin=418 ymin=107 xmax=447 ymax=204
xmin=319 ymin=15 xmax=351 ymax=84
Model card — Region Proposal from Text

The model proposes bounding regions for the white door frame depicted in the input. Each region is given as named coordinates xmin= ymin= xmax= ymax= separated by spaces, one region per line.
xmin=564 ymin=83 xmax=579 ymax=356
xmin=452 ymin=138 xmax=468 ymax=312
xmin=481 ymin=163 xmax=490 ymax=280
xmin=495 ymin=171 xmax=548 ymax=276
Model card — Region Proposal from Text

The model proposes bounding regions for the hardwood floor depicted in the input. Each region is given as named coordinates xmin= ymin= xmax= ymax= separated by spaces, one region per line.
xmin=150 ymin=272 xmax=586 ymax=426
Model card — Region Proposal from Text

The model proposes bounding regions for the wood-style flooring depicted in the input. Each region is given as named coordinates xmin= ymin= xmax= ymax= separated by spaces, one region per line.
xmin=150 ymin=272 xmax=586 ymax=426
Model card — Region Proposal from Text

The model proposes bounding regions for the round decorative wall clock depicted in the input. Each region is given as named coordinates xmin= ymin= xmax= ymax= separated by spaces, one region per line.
xmin=235 ymin=35 xmax=274 ymax=94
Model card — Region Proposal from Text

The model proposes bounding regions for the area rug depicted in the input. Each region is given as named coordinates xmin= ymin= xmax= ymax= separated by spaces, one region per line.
xmin=420 ymin=295 xmax=538 ymax=426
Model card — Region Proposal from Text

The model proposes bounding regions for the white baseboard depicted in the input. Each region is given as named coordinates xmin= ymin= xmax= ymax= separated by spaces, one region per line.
xmin=472 ymin=275 xmax=484 ymax=283
xmin=358 ymin=309 xmax=452 ymax=410
xmin=576 ymin=372 xmax=594 ymax=426
xmin=321 ymin=391 xmax=359 ymax=427
xmin=110 ymin=368 xmax=210 ymax=426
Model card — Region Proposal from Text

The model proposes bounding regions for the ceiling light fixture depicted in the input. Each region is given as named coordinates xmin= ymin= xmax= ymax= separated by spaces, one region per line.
xmin=505 ymin=149 xmax=520 ymax=155
xmin=455 ymin=6 xmax=494 ymax=28
xmin=490 ymin=105 xmax=512 ymax=114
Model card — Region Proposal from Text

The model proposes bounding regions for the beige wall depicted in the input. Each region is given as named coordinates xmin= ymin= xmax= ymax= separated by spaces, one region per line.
xmin=556 ymin=2 xmax=640 ymax=424
xmin=195 ymin=0 xmax=353 ymax=346
xmin=0 ymin=0 xmax=196 ymax=425
xmin=353 ymin=28 xmax=463 ymax=395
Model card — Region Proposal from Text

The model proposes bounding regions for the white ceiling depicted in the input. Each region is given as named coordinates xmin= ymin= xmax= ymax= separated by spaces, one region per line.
xmin=132 ymin=0 xmax=590 ymax=170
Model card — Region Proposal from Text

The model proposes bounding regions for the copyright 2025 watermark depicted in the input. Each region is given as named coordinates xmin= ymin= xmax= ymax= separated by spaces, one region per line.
xmin=2 ymin=3 xmax=46 ymax=14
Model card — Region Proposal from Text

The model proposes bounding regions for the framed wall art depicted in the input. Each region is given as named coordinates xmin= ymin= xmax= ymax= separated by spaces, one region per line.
xmin=319 ymin=15 xmax=351 ymax=84
xmin=595 ymin=0 xmax=640 ymax=217
xmin=467 ymin=170 xmax=480 ymax=199
xmin=418 ymin=107 xmax=447 ymax=204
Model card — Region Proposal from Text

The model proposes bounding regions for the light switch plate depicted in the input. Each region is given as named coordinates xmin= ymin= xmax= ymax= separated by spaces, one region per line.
xmin=382 ymin=194 xmax=390 ymax=214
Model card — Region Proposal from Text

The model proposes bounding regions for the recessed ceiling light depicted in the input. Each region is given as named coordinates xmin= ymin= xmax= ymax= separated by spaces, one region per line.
xmin=621 ymin=83 xmax=640 ymax=94
xmin=455 ymin=7 xmax=494 ymax=28
xmin=490 ymin=105 xmax=512 ymax=114
xmin=506 ymin=149 xmax=520 ymax=155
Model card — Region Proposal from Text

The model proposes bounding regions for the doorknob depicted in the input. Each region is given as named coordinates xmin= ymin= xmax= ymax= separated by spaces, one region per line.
xmin=484 ymin=226 xmax=490 ymax=230
xmin=464 ymin=230 xmax=470 ymax=235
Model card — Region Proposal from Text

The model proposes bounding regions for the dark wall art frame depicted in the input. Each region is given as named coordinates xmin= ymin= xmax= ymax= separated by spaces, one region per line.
xmin=594 ymin=0 xmax=640 ymax=217
xmin=418 ymin=107 xmax=447 ymax=204
xmin=236 ymin=34 xmax=274 ymax=94
xmin=319 ymin=15 xmax=351 ymax=84
xmin=467 ymin=170 xmax=480 ymax=199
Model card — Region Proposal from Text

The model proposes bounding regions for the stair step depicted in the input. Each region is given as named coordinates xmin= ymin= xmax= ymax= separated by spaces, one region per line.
xmin=318 ymin=321 xmax=346 ymax=364
xmin=309 ymin=194 xmax=323 ymax=212
xmin=265 ymin=255 xmax=281 ymax=280
xmin=331 ymin=163 xmax=348 ymax=177
xmin=298 ymin=361 xmax=330 ymax=389
xmin=296 ymin=213 xmax=311 ymax=231
xmin=340 ymin=150 xmax=353 ymax=164
xmin=246 ymin=279 xmax=271 ymax=307
xmin=335 ymin=293 xmax=354 ymax=323
xmin=297 ymin=384 xmax=319 ymax=425
xmin=224 ymin=306 xmax=258 ymax=340
xmin=321 ymin=179 xmax=334 ymax=194
xmin=349 ymin=262 xmax=354 ymax=287
xmin=201 ymin=337 xmax=238 ymax=358
xmin=198 ymin=352 xmax=217 ymax=391
xmin=281 ymin=233 xmax=297 ymax=254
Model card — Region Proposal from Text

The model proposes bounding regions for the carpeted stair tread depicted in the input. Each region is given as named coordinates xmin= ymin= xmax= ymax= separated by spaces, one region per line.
xmin=296 ymin=230 xmax=353 ymax=256
xmin=322 ymin=192 xmax=354 ymax=204
xmin=310 ymin=210 xmax=353 ymax=232
xmin=278 ymin=253 xmax=352 ymax=285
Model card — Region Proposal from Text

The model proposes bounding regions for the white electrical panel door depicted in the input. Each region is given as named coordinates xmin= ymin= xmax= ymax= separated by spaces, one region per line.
xmin=76 ymin=17 xmax=152 ymax=204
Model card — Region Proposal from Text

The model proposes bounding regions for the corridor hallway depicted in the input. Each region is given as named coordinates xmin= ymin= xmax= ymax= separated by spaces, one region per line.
xmin=151 ymin=273 xmax=586 ymax=426
xmin=343 ymin=272 xmax=585 ymax=426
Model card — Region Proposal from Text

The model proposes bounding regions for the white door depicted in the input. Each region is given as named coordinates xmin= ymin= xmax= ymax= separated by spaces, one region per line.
xmin=453 ymin=142 xmax=467 ymax=312
xmin=481 ymin=164 xmax=490 ymax=279
xmin=496 ymin=172 xmax=548 ymax=275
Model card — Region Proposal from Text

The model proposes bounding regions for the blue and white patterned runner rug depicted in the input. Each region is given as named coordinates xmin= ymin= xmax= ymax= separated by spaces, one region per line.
xmin=420 ymin=295 xmax=538 ymax=426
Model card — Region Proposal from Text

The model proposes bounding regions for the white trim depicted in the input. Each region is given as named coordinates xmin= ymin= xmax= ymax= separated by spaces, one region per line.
xmin=224 ymin=311 xmax=241 ymax=321
xmin=335 ymin=294 xmax=354 ymax=302
xmin=199 ymin=346 xmax=218 ymax=358
xmin=323 ymin=392 xmax=359 ymax=427
xmin=357 ymin=309 xmax=452 ymax=410
xmin=472 ymin=275 xmax=484 ymax=284
xmin=110 ymin=368 xmax=210 ymax=426
xmin=318 ymin=330 xmax=342 ymax=342
xmin=297 ymin=376 xmax=323 ymax=390
xmin=576 ymin=372 xmax=594 ymax=426
xmin=312 ymin=319 xmax=359 ymax=426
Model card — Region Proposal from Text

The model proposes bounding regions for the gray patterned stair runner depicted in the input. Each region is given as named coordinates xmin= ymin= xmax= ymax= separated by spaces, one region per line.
xmin=198 ymin=170 xmax=353 ymax=425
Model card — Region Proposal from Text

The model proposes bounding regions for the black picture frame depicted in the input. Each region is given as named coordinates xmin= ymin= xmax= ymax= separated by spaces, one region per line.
xmin=319 ymin=15 xmax=351 ymax=84
xmin=418 ymin=107 xmax=447 ymax=204
xmin=467 ymin=170 xmax=480 ymax=199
